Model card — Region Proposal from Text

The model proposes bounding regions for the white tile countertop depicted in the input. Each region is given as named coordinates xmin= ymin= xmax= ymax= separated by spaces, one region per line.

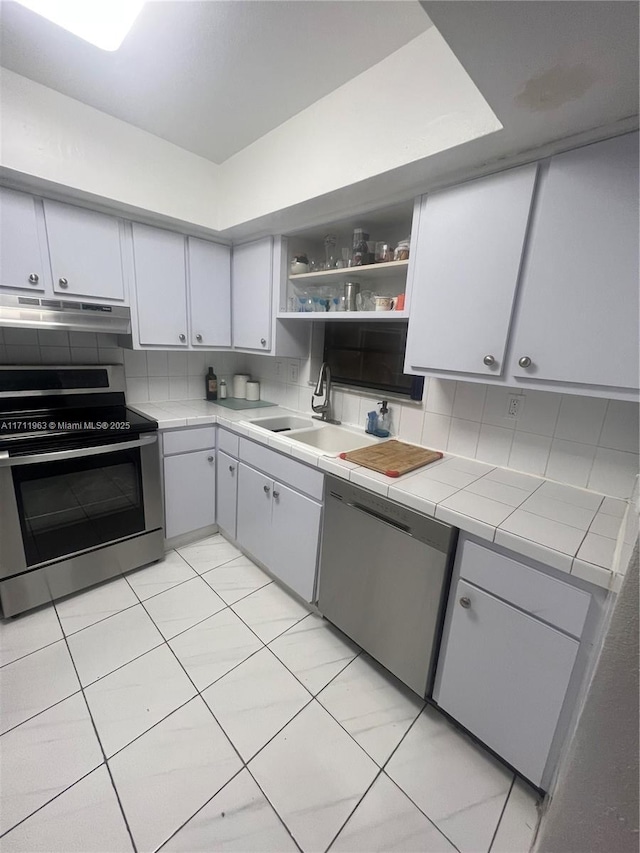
xmin=130 ymin=400 xmax=637 ymax=592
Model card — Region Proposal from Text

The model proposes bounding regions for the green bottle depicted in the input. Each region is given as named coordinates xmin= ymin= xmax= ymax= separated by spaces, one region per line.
xmin=206 ymin=367 xmax=218 ymax=401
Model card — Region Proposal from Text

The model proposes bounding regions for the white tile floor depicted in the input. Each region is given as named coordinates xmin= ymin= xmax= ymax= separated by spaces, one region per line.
xmin=0 ymin=534 xmax=542 ymax=853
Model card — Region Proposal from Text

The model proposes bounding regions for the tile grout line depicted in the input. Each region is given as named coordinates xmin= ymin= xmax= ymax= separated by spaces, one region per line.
xmin=487 ymin=774 xmax=516 ymax=853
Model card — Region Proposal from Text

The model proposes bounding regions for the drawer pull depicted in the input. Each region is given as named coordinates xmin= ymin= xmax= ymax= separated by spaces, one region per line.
xmin=459 ymin=596 xmax=471 ymax=609
xmin=263 ymin=484 xmax=271 ymax=495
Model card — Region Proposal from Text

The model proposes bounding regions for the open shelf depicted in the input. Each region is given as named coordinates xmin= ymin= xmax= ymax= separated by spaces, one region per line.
xmin=277 ymin=311 xmax=409 ymax=321
xmin=289 ymin=259 xmax=409 ymax=284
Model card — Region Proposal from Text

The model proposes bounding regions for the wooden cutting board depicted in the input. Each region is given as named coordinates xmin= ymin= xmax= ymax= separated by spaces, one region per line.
xmin=339 ymin=440 xmax=443 ymax=478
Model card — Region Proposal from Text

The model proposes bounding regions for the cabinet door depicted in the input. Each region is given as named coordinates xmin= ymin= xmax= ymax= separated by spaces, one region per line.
xmin=164 ymin=450 xmax=216 ymax=539
xmin=236 ymin=463 xmax=273 ymax=568
xmin=0 ymin=189 xmax=48 ymax=292
xmin=43 ymin=200 xmax=125 ymax=301
xmin=511 ymin=133 xmax=639 ymax=390
xmin=271 ymin=482 xmax=321 ymax=602
xmin=133 ymin=223 xmax=189 ymax=347
xmin=435 ymin=580 xmax=578 ymax=786
xmin=404 ymin=164 xmax=537 ymax=377
xmin=231 ymin=238 xmax=272 ymax=351
xmin=188 ymin=237 xmax=231 ymax=347
xmin=216 ymin=450 xmax=238 ymax=539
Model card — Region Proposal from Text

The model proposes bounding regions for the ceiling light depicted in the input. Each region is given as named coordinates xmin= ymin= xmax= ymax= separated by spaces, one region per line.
xmin=15 ymin=0 xmax=144 ymax=51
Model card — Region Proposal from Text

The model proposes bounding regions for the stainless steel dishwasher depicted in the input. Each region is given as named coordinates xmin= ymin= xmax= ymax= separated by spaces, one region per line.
xmin=318 ymin=476 xmax=457 ymax=697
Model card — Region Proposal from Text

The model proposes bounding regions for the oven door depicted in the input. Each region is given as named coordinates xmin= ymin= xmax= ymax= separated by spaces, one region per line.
xmin=0 ymin=433 xmax=162 ymax=578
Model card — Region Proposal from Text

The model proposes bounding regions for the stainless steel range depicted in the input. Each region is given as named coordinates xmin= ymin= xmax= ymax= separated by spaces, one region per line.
xmin=0 ymin=365 xmax=163 ymax=617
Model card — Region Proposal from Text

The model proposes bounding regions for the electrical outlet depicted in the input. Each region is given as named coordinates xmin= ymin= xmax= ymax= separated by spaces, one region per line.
xmin=506 ymin=394 xmax=523 ymax=419
xmin=275 ymin=359 xmax=285 ymax=381
xmin=288 ymin=360 xmax=299 ymax=384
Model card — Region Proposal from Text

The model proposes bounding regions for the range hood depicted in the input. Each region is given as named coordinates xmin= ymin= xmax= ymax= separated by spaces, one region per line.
xmin=0 ymin=295 xmax=131 ymax=335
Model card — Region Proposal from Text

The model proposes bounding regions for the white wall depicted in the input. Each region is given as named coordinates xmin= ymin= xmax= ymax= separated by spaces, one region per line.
xmin=218 ymin=28 xmax=501 ymax=229
xmin=0 ymin=69 xmax=221 ymax=231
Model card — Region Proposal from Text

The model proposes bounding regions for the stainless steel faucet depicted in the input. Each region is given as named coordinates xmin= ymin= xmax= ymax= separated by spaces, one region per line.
xmin=311 ymin=362 xmax=341 ymax=424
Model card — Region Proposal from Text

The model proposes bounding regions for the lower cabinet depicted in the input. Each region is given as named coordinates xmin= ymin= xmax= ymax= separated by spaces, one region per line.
xmin=162 ymin=427 xmax=216 ymax=541
xmin=236 ymin=460 xmax=321 ymax=602
xmin=216 ymin=450 xmax=238 ymax=539
xmin=434 ymin=537 xmax=597 ymax=788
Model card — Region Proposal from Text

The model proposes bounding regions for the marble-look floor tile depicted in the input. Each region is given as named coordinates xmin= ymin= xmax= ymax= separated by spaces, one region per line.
xmin=249 ymin=701 xmax=378 ymax=853
xmin=318 ymin=654 xmax=423 ymax=766
xmin=203 ymin=648 xmax=311 ymax=761
xmin=491 ymin=778 xmax=541 ymax=853
xmin=169 ymin=608 xmax=263 ymax=691
xmin=331 ymin=772 xmax=456 ymax=853
xmin=0 ymin=693 xmax=103 ymax=835
xmin=0 ymin=765 xmax=133 ymax=852
xmin=0 ymin=604 xmax=63 ymax=667
xmin=231 ymin=583 xmax=309 ymax=644
xmin=67 ymin=605 xmax=163 ymax=687
xmin=202 ymin=555 xmax=272 ymax=604
xmin=269 ymin=613 xmax=360 ymax=695
xmin=55 ymin=577 xmax=138 ymax=636
xmin=108 ymin=697 xmax=242 ymax=853
xmin=162 ymin=769 xmax=297 ymax=852
xmin=386 ymin=706 xmax=512 ymax=853
xmin=177 ymin=534 xmax=243 ymax=574
xmin=0 ymin=640 xmax=80 ymax=734
xmin=85 ymin=645 xmax=197 ymax=757
xmin=125 ymin=550 xmax=197 ymax=601
xmin=143 ymin=576 xmax=226 ymax=640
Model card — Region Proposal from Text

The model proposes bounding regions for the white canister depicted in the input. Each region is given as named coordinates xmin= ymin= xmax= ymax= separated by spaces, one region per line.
xmin=245 ymin=381 xmax=260 ymax=402
xmin=233 ymin=374 xmax=251 ymax=399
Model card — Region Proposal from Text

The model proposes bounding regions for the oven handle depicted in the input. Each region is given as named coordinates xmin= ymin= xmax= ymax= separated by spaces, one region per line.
xmin=0 ymin=434 xmax=158 ymax=467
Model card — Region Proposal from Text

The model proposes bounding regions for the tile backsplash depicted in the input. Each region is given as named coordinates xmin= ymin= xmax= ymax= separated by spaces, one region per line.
xmin=1 ymin=328 xmax=638 ymax=499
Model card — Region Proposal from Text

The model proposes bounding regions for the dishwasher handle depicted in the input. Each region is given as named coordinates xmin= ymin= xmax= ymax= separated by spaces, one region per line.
xmin=346 ymin=500 xmax=413 ymax=536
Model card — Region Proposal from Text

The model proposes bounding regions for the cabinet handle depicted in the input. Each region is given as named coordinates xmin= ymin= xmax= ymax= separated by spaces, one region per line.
xmin=263 ymin=484 xmax=271 ymax=495
xmin=459 ymin=596 xmax=471 ymax=609
xmin=260 ymin=338 xmax=267 ymax=346
xmin=28 ymin=273 xmax=39 ymax=284
xmin=518 ymin=356 xmax=532 ymax=369
xmin=483 ymin=355 xmax=495 ymax=366
xmin=58 ymin=277 xmax=69 ymax=288
xmin=196 ymin=334 xmax=202 ymax=342
xmin=229 ymin=464 xmax=235 ymax=473
xmin=179 ymin=334 xmax=186 ymax=342
xmin=207 ymin=455 xmax=214 ymax=462
xmin=272 ymin=490 xmax=280 ymax=499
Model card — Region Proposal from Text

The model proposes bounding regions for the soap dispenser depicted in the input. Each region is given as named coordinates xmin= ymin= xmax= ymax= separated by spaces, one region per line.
xmin=374 ymin=400 xmax=391 ymax=437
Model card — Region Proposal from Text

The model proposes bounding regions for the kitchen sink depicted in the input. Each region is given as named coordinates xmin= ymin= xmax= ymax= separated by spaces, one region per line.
xmin=287 ymin=425 xmax=379 ymax=454
xmin=247 ymin=415 xmax=314 ymax=433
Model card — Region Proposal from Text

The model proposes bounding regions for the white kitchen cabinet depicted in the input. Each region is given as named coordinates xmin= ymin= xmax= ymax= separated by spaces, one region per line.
xmin=436 ymin=578 xmax=578 ymax=787
xmin=0 ymin=188 xmax=49 ymax=292
xmin=271 ymin=481 xmax=322 ymax=602
xmin=43 ymin=199 xmax=126 ymax=302
xmin=216 ymin=450 xmax=238 ymax=539
xmin=164 ymin=449 xmax=216 ymax=540
xmin=188 ymin=237 xmax=231 ymax=347
xmin=236 ymin=457 xmax=322 ymax=602
xmin=231 ymin=238 xmax=272 ymax=351
xmin=509 ymin=132 xmax=639 ymax=391
xmin=132 ymin=223 xmax=189 ymax=347
xmin=404 ymin=164 xmax=538 ymax=377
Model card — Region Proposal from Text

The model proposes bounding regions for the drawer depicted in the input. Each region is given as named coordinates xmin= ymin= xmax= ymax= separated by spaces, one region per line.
xmin=163 ymin=426 xmax=216 ymax=456
xmin=239 ymin=437 xmax=323 ymax=501
xmin=218 ymin=427 xmax=240 ymax=458
xmin=459 ymin=539 xmax=591 ymax=639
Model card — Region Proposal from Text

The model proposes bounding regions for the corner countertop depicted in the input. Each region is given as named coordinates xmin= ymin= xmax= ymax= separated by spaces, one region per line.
xmin=130 ymin=399 xmax=636 ymax=592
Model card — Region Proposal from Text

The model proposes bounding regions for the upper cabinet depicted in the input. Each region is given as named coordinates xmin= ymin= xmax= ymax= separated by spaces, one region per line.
xmin=188 ymin=237 xmax=231 ymax=348
xmin=509 ymin=133 xmax=639 ymax=392
xmin=0 ymin=188 xmax=49 ymax=293
xmin=43 ymin=200 xmax=126 ymax=301
xmin=129 ymin=225 xmax=232 ymax=350
xmin=231 ymin=237 xmax=273 ymax=351
xmin=132 ymin=223 xmax=189 ymax=347
xmin=405 ymin=165 xmax=538 ymax=377
xmin=405 ymin=132 xmax=639 ymax=400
